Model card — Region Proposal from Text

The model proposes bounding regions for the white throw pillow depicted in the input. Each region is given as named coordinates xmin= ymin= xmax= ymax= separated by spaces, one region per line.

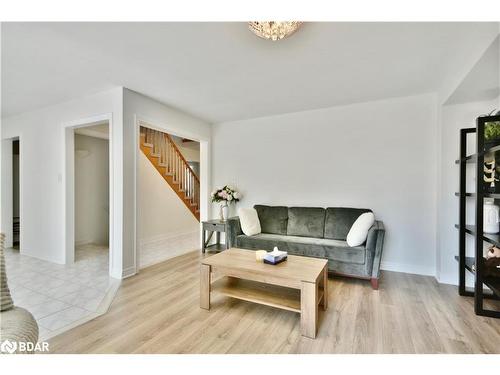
xmin=239 ymin=208 xmax=261 ymax=236
xmin=346 ymin=212 xmax=375 ymax=247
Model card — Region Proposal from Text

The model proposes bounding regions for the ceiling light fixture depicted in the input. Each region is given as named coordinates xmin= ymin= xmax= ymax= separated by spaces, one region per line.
xmin=248 ymin=21 xmax=303 ymax=41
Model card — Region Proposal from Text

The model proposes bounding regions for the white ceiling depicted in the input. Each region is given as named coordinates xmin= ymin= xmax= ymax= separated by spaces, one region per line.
xmin=1 ymin=22 xmax=498 ymax=123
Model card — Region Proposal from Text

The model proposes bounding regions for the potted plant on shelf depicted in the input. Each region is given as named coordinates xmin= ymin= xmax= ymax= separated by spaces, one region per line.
xmin=484 ymin=120 xmax=500 ymax=150
xmin=211 ymin=185 xmax=241 ymax=221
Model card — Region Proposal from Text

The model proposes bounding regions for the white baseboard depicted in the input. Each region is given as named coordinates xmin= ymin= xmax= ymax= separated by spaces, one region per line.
xmin=75 ymin=239 xmax=91 ymax=246
xmin=121 ymin=266 xmax=137 ymax=279
xmin=380 ymin=260 xmax=436 ymax=277
xmin=139 ymin=230 xmax=199 ymax=247
xmin=139 ymin=230 xmax=199 ymax=269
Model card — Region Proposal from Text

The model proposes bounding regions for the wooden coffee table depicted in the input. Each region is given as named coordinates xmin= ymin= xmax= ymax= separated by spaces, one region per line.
xmin=200 ymin=248 xmax=328 ymax=339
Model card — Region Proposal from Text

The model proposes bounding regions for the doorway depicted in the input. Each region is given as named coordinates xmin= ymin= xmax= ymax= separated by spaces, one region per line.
xmin=74 ymin=122 xmax=110 ymax=264
xmin=136 ymin=121 xmax=204 ymax=270
xmin=12 ymin=139 xmax=20 ymax=249
xmin=64 ymin=113 xmax=116 ymax=278
xmin=1 ymin=137 xmax=22 ymax=251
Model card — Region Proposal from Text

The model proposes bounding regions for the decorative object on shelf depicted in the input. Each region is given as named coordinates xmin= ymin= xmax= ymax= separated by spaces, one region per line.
xmin=211 ymin=185 xmax=241 ymax=221
xmin=486 ymin=245 xmax=500 ymax=259
xmin=255 ymin=250 xmax=267 ymax=262
xmin=484 ymin=120 xmax=500 ymax=151
xmin=483 ymin=200 xmax=500 ymax=234
xmin=483 ymin=160 xmax=499 ymax=192
xmin=248 ymin=21 xmax=302 ymax=41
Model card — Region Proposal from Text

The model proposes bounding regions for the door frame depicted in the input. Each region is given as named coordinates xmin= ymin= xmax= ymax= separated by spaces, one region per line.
xmin=1 ymin=136 xmax=22 ymax=251
xmin=63 ymin=113 xmax=116 ymax=276
xmin=133 ymin=115 xmax=210 ymax=274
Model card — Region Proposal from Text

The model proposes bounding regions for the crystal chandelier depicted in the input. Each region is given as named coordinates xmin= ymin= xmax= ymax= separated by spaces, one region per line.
xmin=248 ymin=21 xmax=303 ymax=41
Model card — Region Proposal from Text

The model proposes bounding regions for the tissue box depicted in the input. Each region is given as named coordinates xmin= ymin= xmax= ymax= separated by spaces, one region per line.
xmin=263 ymin=249 xmax=288 ymax=265
xmin=263 ymin=255 xmax=288 ymax=265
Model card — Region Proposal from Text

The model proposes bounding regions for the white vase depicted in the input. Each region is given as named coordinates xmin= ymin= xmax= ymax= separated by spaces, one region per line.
xmin=222 ymin=204 xmax=229 ymax=221
xmin=484 ymin=201 xmax=500 ymax=234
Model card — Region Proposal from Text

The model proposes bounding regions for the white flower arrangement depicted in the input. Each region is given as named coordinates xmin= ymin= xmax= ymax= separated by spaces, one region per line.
xmin=211 ymin=185 xmax=242 ymax=204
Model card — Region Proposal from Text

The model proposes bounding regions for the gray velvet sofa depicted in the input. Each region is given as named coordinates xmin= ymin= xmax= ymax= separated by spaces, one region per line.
xmin=227 ymin=205 xmax=385 ymax=289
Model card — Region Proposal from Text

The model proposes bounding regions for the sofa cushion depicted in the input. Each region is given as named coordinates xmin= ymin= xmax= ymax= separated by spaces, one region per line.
xmin=287 ymin=207 xmax=325 ymax=239
xmin=236 ymin=233 xmax=366 ymax=264
xmin=238 ymin=208 xmax=261 ymax=236
xmin=322 ymin=239 xmax=366 ymax=264
xmin=347 ymin=212 xmax=375 ymax=246
xmin=254 ymin=205 xmax=288 ymax=235
xmin=324 ymin=207 xmax=372 ymax=240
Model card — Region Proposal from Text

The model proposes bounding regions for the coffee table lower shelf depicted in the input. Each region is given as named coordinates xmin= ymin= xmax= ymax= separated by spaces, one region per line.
xmin=211 ymin=276 xmax=324 ymax=314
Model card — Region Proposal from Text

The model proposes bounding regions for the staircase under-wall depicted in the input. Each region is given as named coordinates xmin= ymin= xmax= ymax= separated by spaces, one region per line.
xmin=140 ymin=126 xmax=200 ymax=221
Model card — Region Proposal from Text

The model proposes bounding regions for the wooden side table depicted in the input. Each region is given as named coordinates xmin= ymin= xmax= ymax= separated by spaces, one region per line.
xmin=202 ymin=219 xmax=229 ymax=253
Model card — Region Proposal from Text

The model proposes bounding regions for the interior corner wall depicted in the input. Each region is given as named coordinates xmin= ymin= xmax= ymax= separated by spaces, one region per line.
xmin=122 ymin=88 xmax=211 ymax=277
xmin=1 ymin=87 xmax=123 ymax=265
xmin=212 ymin=93 xmax=439 ymax=276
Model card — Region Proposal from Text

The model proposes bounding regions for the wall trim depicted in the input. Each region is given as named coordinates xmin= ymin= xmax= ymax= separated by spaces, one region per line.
xmin=75 ymin=239 xmax=92 ymax=247
xmin=121 ymin=266 xmax=137 ymax=279
xmin=139 ymin=230 xmax=199 ymax=269
xmin=139 ymin=230 xmax=199 ymax=247
xmin=381 ymin=261 xmax=436 ymax=277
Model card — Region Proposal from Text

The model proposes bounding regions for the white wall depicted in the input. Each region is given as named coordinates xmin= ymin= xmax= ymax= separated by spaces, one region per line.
xmin=1 ymin=88 xmax=123 ymax=267
xmin=212 ymin=93 xmax=438 ymax=276
xmin=75 ymin=134 xmax=109 ymax=246
xmin=176 ymin=144 xmax=200 ymax=163
xmin=123 ymin=88 xmax=211 ymax=276
xmin=138 ymin=152 xmax=199 ymax=267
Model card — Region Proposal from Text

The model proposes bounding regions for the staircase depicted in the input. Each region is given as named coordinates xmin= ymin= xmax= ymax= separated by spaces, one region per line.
xmin=140 ymin=126 xmax=200 ymax=221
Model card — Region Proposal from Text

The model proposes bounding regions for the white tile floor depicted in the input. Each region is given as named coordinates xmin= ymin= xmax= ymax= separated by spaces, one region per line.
xmin=4 ymin=244 xmax=120 ymax=341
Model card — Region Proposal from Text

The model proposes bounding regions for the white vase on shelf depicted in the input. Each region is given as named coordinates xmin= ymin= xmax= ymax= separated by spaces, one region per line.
xmin=483 ymin=200 xmax=500 ymax=234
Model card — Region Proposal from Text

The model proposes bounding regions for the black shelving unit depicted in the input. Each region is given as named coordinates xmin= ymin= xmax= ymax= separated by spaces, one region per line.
xmin=455 ymin=114 xmax=500 ymax=319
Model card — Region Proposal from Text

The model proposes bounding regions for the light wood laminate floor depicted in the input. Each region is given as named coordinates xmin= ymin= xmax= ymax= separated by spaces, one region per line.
xmin=48 ymin=251 xmax=500 ymax=354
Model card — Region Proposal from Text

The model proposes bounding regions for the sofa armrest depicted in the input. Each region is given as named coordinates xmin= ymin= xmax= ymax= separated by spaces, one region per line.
xmin=226 ymin=216 xmax=243 ymax=248
xmin=366 ymin=220 xmax=385 ymax=279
